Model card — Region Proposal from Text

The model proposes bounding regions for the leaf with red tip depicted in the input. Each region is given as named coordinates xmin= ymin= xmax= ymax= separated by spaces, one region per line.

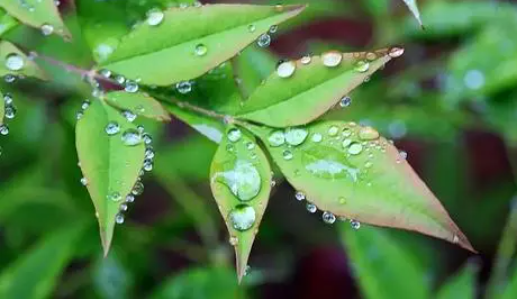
xmin=249 ymin=121 xmax=474 ymax=252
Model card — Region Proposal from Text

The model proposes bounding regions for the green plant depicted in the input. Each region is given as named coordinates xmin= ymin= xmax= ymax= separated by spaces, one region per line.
xmin=0 ymin=0 xmax=477 ymax=287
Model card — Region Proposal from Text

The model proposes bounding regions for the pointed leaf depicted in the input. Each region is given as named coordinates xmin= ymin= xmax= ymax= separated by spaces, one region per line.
xmin=105 ymin=91 xmax=171 ymax=122
xmin=210 ymin=126 xmax=272 ymax=281
xmin=237 ymin=48 xmax=400 ymax=127
xmin=164 ymin=103 xmax=225 ymax=143
xmin=0 ymin=9 xmax=18 ymax=37
xmin=100 ymin=4 xmax=305 ymax=86
xmin=76 ymin=99 xmax=146 ymax=254
xmin=437 ymin=262 xmax=477 ymax=299
xmin=0 ymin=225 xmax=83 ymax=299
xmin=341 ymin=226 xmax=429 ymax=299
xmin=0 ymin=40 xmax=47 ymax=80
xmin=0 ymin=0 xmax=70 ymax=38
xmin=401 ymin=0 xmax=423 ymax=27
xmin=249 ymin=121 xmax=474 ymax=251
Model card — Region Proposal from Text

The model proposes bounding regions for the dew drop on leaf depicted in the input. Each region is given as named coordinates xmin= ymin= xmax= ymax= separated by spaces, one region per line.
xmin=354 ymin=60 xmax=370 ymax=73
xmin=132 ymin=181 xmax=144 ymax=196
xmin=311 ymin=133 xmax=322 ymax=143
xmin=5 ymin=54 xmax=24 ymax=71
xmin=0 ymin=125 xmax=8 ymax=136
xmin=282 ymin=150 xmax=293 ymax=160
xmin=125 ymin=80 xmax=139 ymax=93
xmin=276 ymin=61 xmax=296 ymax=78
xmin=358 ymin=126 xmax=380 ymax=141
xmin=388 ymin=47 xmax=405 ymax=58
xmin=306 ymin=202 xmax=317 ymax=213
xmin=146 ymin=8 xmax=164 ymax=26
xmin=108 ymin=191 xmax=122 ymax=202
xmin=105 ymin=122 xmax=120 ymax=136
xmin=216 ymin=160 xmax=262 ymax=202
xmin=227 ymin=128 xmax=242 ymax=142
xmin=348 ymin=142 xmax=363 ymax=155
xmin=300 ymin=55 xmax=311 ymax=65
xmin=327 ymin=126 xmax=339 ymax=136
xmin=194 ymin=43 xmax=208 ymax=56
xmin=267 ymin=130 xmax=285 ymax=147
xmin=115 ymin=213 xmax=125 ymax=224
xmin=80 ymin=177 xmax=88 ymax=186
xmin=257 ymin=34 xmax=271 ymax=47
xmin=248 ymin=24 xmax=256 ymax=32
xmin=176 ymin=81 xmax=192 ymax=94
xmin=269 ymin=25 xmax=278 ymax=33
xmin=342 ymin=138 xmax=352 ymax=148
xmin=322 ymin=211 xmax=336 ymax=224
xmin=122 ymin=110 xmax=137 ymax=122
xmin=121 ymin=129 xmax=143 ymax=146
xmin=40 ymin=24 xmax=54 ymax=36
xmin=339 ymin=96 xmax=352 ymax=108
xmin=295 ymin=191 xmax=306 ymax=201
xmin=229 ymin=236 xmax=238 ymax=246
xmin=228 ymin=204 xmax=256 ymax=231
xmin=285 ymin=127 xmax=308 ymax=146
xmin=350 ymin=219 xmax=361 ymax=229
xmin=322 ymin=51 xmax=342 ymax=67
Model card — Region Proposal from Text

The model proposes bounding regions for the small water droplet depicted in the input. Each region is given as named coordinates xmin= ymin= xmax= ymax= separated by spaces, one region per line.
xmin=311 ymin=133 xmax=322 ymax=143
xmin=125 ymin=80 xmax=139 ymax=93
xmin=295 ymin=191 xmax=306 ymax=201
xmin=176 ymin=81 xmax=192 ymax=94
xmin=228 ymin=204 xmax=256 ymax=231
xmin=40 ymin=24 xmax=54 ymax=36
xmin=0 ymin=125 xmax=9 ymax=136
xmin=327 ymin=126 xmax=339 ymax=136
xmin=227 ymin=128 xmax=242 ymax=142
xmin=81 ymin=100 xmax=90 ymax=110
xmin=322 ymin=51 xmax=342 ymax=67
xmin=122 ymin=110 xmax=137 ymax=122
xmin=80 ymin=177 xmax=88 ymax=186
xmin=229 ymin=236 xmax=238 ymax=246
xmin=285 ymin=127 xmax=308 ymax=146
xmin=322 ymin=211 xmax=336 ymax=224
xmin=132 ymin=182 xmax=144 ymax=196
xmin=126 ymin=194 xmax=135 ymax=203
xmin=399 ymin=150 xmax=408 ymax=160
xmin=194 ymin=43 xmax=208 ymax=56
xmin=300 ymin=55 xmax=311 ymax=65
xmin=5 ymin=54 xmax=24 ymax=71
xmin=246 ymin=142 xmax=256 ymax=150
xmin=120 ymin=203 xmax=128 ymax=212
xmin=248 ymin=24 xmax=256 ymax=32
xmin=365 ymin=52 xmax=377 ymax=61
xmin=348 ymin=143 xmax=363 ymax=155
xmin=358 ymin=126 xmax=380 ymax=140
xmin=306 ymin=202 xmax=317 ymax=213
xmin=105 ymin=122 xmax=120 ymax=135
xmin=350 ymin=219 xmax=361 ymax=229
xmin=115 ymin=213 xmax=125 ymax=224
xmin=338 ymin=197 xmax=346 ymax=204
xmin=276 ymin=61 xmax=296 ymax=78
xmin=269 ymin=25 xmax=278 ymax=33
xmin=354 ymin=60 xmax=370 ymax=72
xmin=108 ymin=191 xmax=122 ymax=202
xmin=121 ymin=129 xmax=143 ymax=146
xmin=268 ymin=130 xmax=285 ymax=147
xmin=146 ymin=8 xmax=164 ymax=26
xmin=388 ymin=47 xmax=404 ymax=58
xmin=115 ymin=75 xmax=126 ymax=84
xmin=257 ymin=34 xmax=271 ymax=47
xmin=99 ymin=69 xmax=111 ymax=78
xmin=342 ymin=138 xmax=352 ymax=148
xmin=282 ymin=150 xmax=293 ymax=160
xmin=339 ymin=96 xmax=351 ymax=108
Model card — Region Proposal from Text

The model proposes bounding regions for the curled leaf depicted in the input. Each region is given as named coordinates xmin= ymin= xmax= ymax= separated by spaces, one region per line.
xmin=210 ymin=126 xmax=272 ymax=281
xmin=237 ymin=48 xmax=399 ymax=127
xmin=249 ymin=121 xmax=474 ymax=251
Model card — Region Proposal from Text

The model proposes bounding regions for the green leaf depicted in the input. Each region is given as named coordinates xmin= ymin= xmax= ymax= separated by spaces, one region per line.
xmin=151 ymin=266 xmax=246 ymax=299
xmin=0 ymin=90 xmax=4 ymax=126
xmin=0 ymin=0 xmax=70 ymax=38
xmin=237 ymin=48 xmax=399 ymax=127
xmin=401 ymin=0 xmax=423 ymax=27
xmin=0 ymin=40 xmax=47 ymax=80
xmin=0 ymin=225 xmax=84 ymax=299
xmin=76 ymin=99 xmax=146 ymax=255
xmin=100 ymin=4 xmax=305 ymax=86
xmin=0 ymin=8 xmax=18 ymax=37
xmin=105 ymin=91 xmax=171 ymax=122
xmin=233 ymin=46 xmax=277 ymax=98
xmin=209 ymin=126 xmax=272 ymax=281
xmin=500 ymin=266 xmax=517 ymax=299
xmin=341 ymin=225 xmax=429 ymax=299
xmin=249 ymin=121 xmax=474 ymax=251
xmin=436 ymin=262 xmax=477 ymax=299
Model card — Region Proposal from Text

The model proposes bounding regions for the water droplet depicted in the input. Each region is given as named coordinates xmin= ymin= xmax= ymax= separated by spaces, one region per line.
xmin=40 ymin=24 xmax=54 ymax=36
xmin=120 ymin=203 xmax=128 ymax=212
xmin=348 ymin=143 xmax=363 ymax=155
xmin=311 ymin=133 xmax=322 ymax=143
xmin=388 ymin=47 xmax=404 ymax=58
xmin=216 ymin=160 xmax=261 ymax=201
xmin=81 ymin=100 xmax=90 ymax=110
xmin=358 ymin=126 xmax=380 ymax=140
xmin=176 ymin=81 xmax=192 ymax=94
xmin=3 ymin=93 xmax=13 ymax=105
xmin=257 ymin=34 xmax=271 ymax=47
xmin=282 ymin=150 xmax=293 ymax=160
xmin=306 ymin=202 xmax=317 ymax=213
xmin=145 ymin=148 xmax=155 ymax=159
xmin=452 ymin=235 xmax=459 ymax=243
xmin=229 ymin=236 xmax=238 ymax=246
xmin=5 ymin=54 xmax=24 ymax=71
xmin=115 ymin=213 xmax=125 ymax=224
xmin=322 ymin=211 xmax=336 ymax=224
xmin=0 ymin=125 xmax=9 ymax=136
xmin=276 ymin=61 xmax=296 ymax=78
xmin=121 ymin=129 xmax=143 ymax=146
xmin=132 ymin=182 xmax=144 ymax=196
xmin=4 ymin=106 xmax=16 ymax=119
xmin=339 ymin=96 xmax=351 ymax=108
xmin=143 ymin=160 xmax=153 ymax=171
xmin=76 ymin=111 xmax=83 ymax=120
xmin=194 ymin=43 xmax=208 ymax=56
xmin=246 ymin=142 xmax=256 ymax=150
xmin=228 ymin=204 xmax=256 ymax=231
xmin=125 ymin=80 xmax=139 ymax=93
xmin=350 ymin=220 xmax=361 ymax=229
xmin=322 ymin=51 xmax=342 ymax=67
xmin=295 ymin=191 xmax=306 ymax=201
xmin=463 ymin=69 xmax=485 ymax=90
xmin=143 ymin=134 xmax=152 ymax=145
xmin=300 ymin=55 xmax=311 ymax=65
xmin=269 ymin=25 xmax=278 ymax=33
xmin=80 ymin=177 xmax=88 ymax=186
xmin=365 ymin=52 xmax=377 ymax=61
xmin=115 ymin=75 xmax=126 ymax=84
xmin=146 ymin=8 xmax=164 ymax=26
xmin=338 ymin=197 xmax=346 ymax=204
xmin=227 ymin=128 xmax=242 ymax=142
xmin=399 ymin=150 xmax=408 ymax=160
xmin=105 ymin=122 xmax=120 ymax=135
xmin=327 ymin=126 xmax=339 ymax=136
xmin=342 ymin=138 xmax=352 ymax=148
xmin=122 ymin=110 xmax=137 ymax=122
xmin=248 ymin=24 xmax=256 ymax=32
xmin=126 ymin=194 xmax=135 ymax=203
xmin=285 ymin=127 xmax=308 ymax=146
xmin=108 ymin=191 xmax=122 ymax=202
xmin=354 ymin=60 xmax=370 ymax=72
xmin=268 ymin=130 xmax=285 ymax=147
xmin=99 ymin=69 xmax=111 ymax=78
xmin=270 ymin=180 xmax=276 ymax=187
xmin=4 ymin=74 xmax=17 ymax=83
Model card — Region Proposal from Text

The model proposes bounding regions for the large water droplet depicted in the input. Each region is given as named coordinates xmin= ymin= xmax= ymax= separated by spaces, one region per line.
xmin=5 ymin=54 xmax=24 ymax=71
xmin=322 ymin=51 xmax=342 ymax=67
xmin=348 ymin=143 xmax=363 ymax=155
xmin=322 ymin=211 xmax=336 ymax=224
xmin=285 ymin=127 xmax=308 ymax=146
xmin=176 ymin=81 xmax=192 ymax=94
xmin=0 ymin=125 xmax=9 ymax=136
xmin=146 ymin=8 xmax=164 ymax=26
xmin=276 ymin=61 xmax=296 ymax=78
xmin=105 ymin=122 xmax=120 ymax=135
xmin=121 ymin=129 xmax=143 ymax=146
xmin=257 ymin=34 xmax=271 ymax=47
xmin=358 ymin=126 xmax=379 ymax=140
xmin=354 ymin=60 xmax=370 ymax=72
xmin=227 ymin=128 xmax=242 ymax=142
xmin=216 ymin=160 xmax=261 ymax=201
xmin=125 ymin=80 xmax=139 ymax=93
xmin=268 ymin=130 xmax=285 ymax=147
xmin=228 ymin=204 xmax=256 ymax=231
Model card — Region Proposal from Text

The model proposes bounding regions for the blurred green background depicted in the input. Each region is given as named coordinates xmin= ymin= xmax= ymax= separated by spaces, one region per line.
xmin=1 ymin=0 xmax=517 ymax=298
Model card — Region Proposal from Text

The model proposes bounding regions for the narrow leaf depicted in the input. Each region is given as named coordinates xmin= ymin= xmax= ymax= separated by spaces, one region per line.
xmin=100 ymin=4 xmax=305 ymax=86
xmin=0 ymin=0 xmax=70 ymax=38
xmin=237 ymin=48 xmax=401 ymax=127
xmin=76 ymin=99 xmax=146 ymax=254
xmin=0 ymin=90 xmax=4 ymax=126
xmin=164 ymin=103 xmax=225 ymax=143
xmin=0 ymin=8 xmax=18 ymax=37
xmin=0 ymin=225 xmax=83 ymax=299
xmin=0 ymin=40 xmax=47 ymax=80
xmin=249 ymin=121 xmax=474 ymax=251
xmin=402 ymin=0 xmax=423 ymax=27
xmin=210 ymin=126 xmax=272 ymax=281
xmin=105 ymin=91 xmax=171 ymax=122
xmin=436 ymin=262 xmax=477 ymax=299
xmin=341 ymin=226 xmax=430 ymax=299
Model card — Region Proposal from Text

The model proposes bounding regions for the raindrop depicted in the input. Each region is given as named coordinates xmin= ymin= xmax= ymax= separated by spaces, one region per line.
xmin=80 ymin=177 xmax=88 ymax=186
xmin=5 ymin=54 xmax=24 ymax=71
xmin=338 ymin=197 xmax=346 ymax=204
xmin=105 ymin=122 xmax=120 ymax=135
xmin=81 ymin=100 xmax=90 ymax=110
xmin=354 ymin=60 xmax=370 ymax=73
xmin=227 ymin=128 xmax=242 ymax=142
xmin=76 ymin=111 xmax=83 ymax=120
xmin=40 ymin=24 xmax=54 ymax=36
xmin=342 ymin=138 xmax=352 ymax=148
xmin=276 ymin=61 xmax=296 ymax=78
xmin=300 ymin=55 xmax=311 ymax=65
xmin=282 ymin=150 xmax=293 ymax=160
xmin=399 ymin=150 xmax=408 ymax=160
xmin=126 ymin=194 xmax=135 ymax=203
xmin=295 ymin=191 xmax=306 ymax=201
xmin=365 ymin=52 xmax=377 ymax=61
xmin=306 ymin=202 xmax=317 ymax=213
xmin=257 ymin=34 xmax=271 ymax=47
xmin=125 ymin=80 xmax=139 ymax=93
xmin=115 ymin=213 xmax=125 ymax=224
xmin=4 ymin=106 xmax=16 ymax=119
xmin=146 ymin=8 xmax=164 ymax=26
xmin=322 ymin=211 xmax=336 ymax=224
xmin=322 ymin=51 xmax=342 ymax=67
xmin=3 ymin=94 xmax=13 ymax=104
xmin=358 ymin=126 xmax=380 ymax=140
xmin=143 ymin=134 xmax=152 ymax=145
xmin=350 ymin=220 xmax=361 ymax=229
xmin=342 ymin=128 xmax=352 ymax=137
xmin=269 ymin=25 xmax=278 ymax=33
xmin=348 ymin=143 xmax=363 ymax=155
xmin=327 ymin=126 xmax=339 ymax=136
xmin=122 ymin=110 xmax=137 ymax=122
xmin=246 ymin=142 xmax=256 ymax=150
xmin=176 ymin=81 xmax=192 ymax=94
xmin=339 ymin=96 xmax=352 ymax=108
xmin=121 ymin=129 xmax=143 ymax=146
xmin=120 ymin=203 xmax=128 ymax=212
xmin=248 ymin=24 xmax=256 ymax=32
xmin=4 ymin=74 xmax=16 ymax=83
xmin=311 ymin=133 xmax=322 ymax=143
xmin=285 ymin=127 xmax=308 ymax=146
xmin=228 ymin=204 xmax=256 ymax=231
xmin=194 ymin=43 xmax=208 ymax=56
xmin=143 ymin=160 xmax=153 ymax=171
xmin=388 ymin=47 xmax=405 ymax=58
xmin=217 ymin=160 xmax=262 ymax=201
xmin=115 ymin=75 xmax=126 ymax=84
xmin=99 ymin=69 xmax=111 ymax=78
xmin=145 ymin=148 xmax=155 ymax=159
xmin=229 ymin=236 xmax=238 ymax=246
xmin=267 ymin=130 xmax=285 ymax=147
xmin=132 ymin=182 xmax=144 ymax=196
xmin=108 ymin=191 xmax=122 ymax=202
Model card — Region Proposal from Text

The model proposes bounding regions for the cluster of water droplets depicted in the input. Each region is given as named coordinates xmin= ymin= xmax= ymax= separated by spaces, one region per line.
xmin=0 ymin=93 xmax=17 ymax=156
